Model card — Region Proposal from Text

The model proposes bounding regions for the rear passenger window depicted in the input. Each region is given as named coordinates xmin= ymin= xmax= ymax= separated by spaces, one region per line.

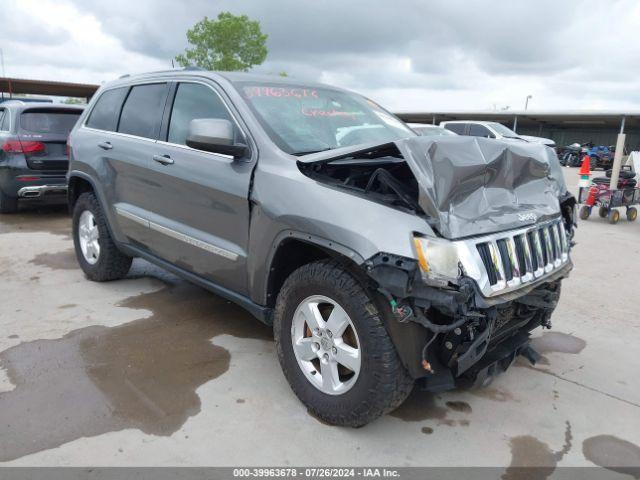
xmin=444 ymin=123 xmax=466 ymax=135
xmin=167 ymin=83 xmax=234 ymax=146
xmin=118 ymin=83 xmax=167 ymax=139
xmin=86 ymin=87 xmax=127 ymax=131
xmin=468 ymin=124 xmax=492 ymax=138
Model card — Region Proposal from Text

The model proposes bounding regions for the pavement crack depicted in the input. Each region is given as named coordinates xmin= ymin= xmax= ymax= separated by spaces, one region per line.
xmin=527 ymin=366 xmax=640 ymax=409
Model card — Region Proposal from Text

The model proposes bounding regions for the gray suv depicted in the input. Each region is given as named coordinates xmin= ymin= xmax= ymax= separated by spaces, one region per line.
xmin=0 ymin=101 xmax=83 ymax=213
xmin=67 ymin=70 xmax=576 ymax=426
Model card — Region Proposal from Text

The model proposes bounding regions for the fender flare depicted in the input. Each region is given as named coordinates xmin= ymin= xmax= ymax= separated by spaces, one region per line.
xmin=258 ymin=229 xmax=365 ymax=306
xmin=67 ymin=170 xmax=124 ymax=244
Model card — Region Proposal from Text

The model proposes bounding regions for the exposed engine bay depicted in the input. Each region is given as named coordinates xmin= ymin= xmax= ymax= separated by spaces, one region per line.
xmin=299 ymin=143 xmax=424 ymax=216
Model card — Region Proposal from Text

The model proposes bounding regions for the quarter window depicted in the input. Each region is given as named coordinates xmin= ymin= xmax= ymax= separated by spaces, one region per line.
xmin=0 ymin=109 xmax=6 ymax=131
xmin=86 ymin=87 xmax=127 ymax=132
xmin=118 ymin=83 xmax=167 ymax=139
xmin=167 ymin=83 xmax=234 ymax=146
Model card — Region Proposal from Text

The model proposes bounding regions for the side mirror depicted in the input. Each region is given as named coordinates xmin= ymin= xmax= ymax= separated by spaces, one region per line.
xmin=186 ymin=118 xmax=247 ymax=158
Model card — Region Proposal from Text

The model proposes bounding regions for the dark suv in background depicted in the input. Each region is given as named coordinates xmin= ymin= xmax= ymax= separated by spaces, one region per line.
xmin=0 ymin=101 xmax=83 ymax=213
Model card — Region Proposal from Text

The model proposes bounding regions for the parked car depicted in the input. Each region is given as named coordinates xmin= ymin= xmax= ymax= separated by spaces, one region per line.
xmin=0 ymin=101 xmax=83 ymax=213
xmin=67 ymin=71 xmax=576 ymax=426
xmin=440 ymin=120 xmax=555 ymax=147
xmin=408 ymin=123 xmax=457 ymax=137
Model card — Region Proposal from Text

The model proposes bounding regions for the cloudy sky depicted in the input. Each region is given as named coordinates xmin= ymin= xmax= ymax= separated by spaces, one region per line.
xmin=1 ymin=0 xmax=639 ymax=112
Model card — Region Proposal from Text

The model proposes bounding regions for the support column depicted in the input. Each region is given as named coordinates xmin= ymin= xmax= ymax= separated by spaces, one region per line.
xmin=609 ymin=117 xmax=626 ymax=189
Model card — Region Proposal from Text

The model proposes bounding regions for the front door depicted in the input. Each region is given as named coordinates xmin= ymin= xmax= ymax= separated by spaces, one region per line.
xmin=145 ymin=81 xmax=254 ymax=295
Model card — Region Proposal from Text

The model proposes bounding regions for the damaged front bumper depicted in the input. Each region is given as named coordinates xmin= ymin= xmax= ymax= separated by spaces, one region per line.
xmin=364 ymin=226 xmax=573 ymax=392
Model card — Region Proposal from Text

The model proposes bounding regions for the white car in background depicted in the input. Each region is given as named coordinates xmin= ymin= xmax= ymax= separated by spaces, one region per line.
xmin=440 ymin=120 xmax=555 ymax=148
xmin=408 ymin=123 xmax=457 ymax=137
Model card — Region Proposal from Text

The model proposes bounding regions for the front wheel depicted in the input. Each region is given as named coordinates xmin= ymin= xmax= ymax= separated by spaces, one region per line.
xmin=72 ymin=192 xmax=132 ymax=281
xmin=627 ymin=207 xmax=638 ymax=222
xmin=274 ymin=260 xmax=413 ymax=427
xmin=579 ymin=205 xmax=591 ymax=220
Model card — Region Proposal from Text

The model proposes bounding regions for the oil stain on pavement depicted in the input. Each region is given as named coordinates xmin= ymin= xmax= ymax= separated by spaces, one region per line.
xmin=29 ymin=248 xmax=78 ymax=270
xmin=0 ymin=275 xmax=272 ymax=462
xmin=389 ymin=388 xmax=472 ymax=428
xmin=502 ymin=421 xmax=572 ymax=480
xmin=582 ymin=435 xmax=640 ymax=478
xmin=530 ymin=332 xmax=586 ymax=355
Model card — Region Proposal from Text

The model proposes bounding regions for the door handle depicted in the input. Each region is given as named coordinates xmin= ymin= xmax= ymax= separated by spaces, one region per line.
xmin=98 ymin=141 xmax=112 ymax=150
xmin=153 ymin=154 xmax=174 ymax=165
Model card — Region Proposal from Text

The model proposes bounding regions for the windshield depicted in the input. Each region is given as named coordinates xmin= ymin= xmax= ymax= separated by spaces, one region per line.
xmin=237 ymin=82 xmax=415 ymax=155
xmin=488 ymin=122 xmax=519 ymax=138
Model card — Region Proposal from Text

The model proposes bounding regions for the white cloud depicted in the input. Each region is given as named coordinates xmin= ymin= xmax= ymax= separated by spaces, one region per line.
xmin=0 ymin=0 xmax=165 ymax=85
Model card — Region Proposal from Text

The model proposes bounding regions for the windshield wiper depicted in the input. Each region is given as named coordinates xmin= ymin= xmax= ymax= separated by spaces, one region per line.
xmin=291 ymin=147 xmax=333 ymax=156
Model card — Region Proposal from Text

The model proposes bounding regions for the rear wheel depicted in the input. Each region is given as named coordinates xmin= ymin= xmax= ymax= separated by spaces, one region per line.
xmin=608 ymin=209 xmax=620 ymax=224
xmin=274 ymin=260 xmax=413 ymax=427
xmin=627 ymin=207 xmax=638 ymax=222
xmin=72 ymin=192 xmax=132 ymax=281
xmin=0 ymin=189 xmax=18 ymax=214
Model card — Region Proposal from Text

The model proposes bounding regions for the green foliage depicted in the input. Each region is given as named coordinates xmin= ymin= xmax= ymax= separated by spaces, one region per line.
xmin=175 ymin=12 xmax=268 ymax=71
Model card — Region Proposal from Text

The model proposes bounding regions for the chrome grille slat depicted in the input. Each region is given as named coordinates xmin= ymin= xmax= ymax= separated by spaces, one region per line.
xmin=542 ymin=228 xmax=554 ymax=273
xmin=488 ymin=241 xmax=507 ymax=291
xmin=550 ymin=224 xmax=562 ymax=267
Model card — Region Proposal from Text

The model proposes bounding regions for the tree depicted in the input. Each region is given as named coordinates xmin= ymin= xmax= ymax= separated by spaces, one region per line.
xmin=175 ymin=12 xmax=268 ymax=72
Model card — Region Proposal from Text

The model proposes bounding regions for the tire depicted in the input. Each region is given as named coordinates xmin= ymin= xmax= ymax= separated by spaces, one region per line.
xmin=579 ymin=205 xmax=591 ymax=220
xmin=0 ymin=189 xmax=18 ymax=214
xmin=627 ymin=207 xmax=638 ymax=222
xmin=274 ymin=259 xmax=413 ymax=427
xmin=598 ymin=206 xmax=608 ymax=218
xmin=72 ymin=192 xmax=132 ymax=281
xmin=608 ymin=209 xmax=620 ymax=224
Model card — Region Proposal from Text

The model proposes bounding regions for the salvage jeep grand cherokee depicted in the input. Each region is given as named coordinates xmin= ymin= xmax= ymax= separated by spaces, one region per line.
xmin=67 ymin=70 xmax=576 ymax=427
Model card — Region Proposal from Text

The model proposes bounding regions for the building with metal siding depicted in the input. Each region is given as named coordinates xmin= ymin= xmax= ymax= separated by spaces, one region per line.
xmin=396 ymin=111 xmax=640 ymax=151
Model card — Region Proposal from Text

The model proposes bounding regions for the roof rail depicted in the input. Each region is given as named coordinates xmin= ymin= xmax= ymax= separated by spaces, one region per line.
xmin=119 ymin=74 xmax=130 ymax=79
xmin=0 ymin=99 xmax=25 ymax=106
xmin=183 ymin=66 xmax=206 ymax=71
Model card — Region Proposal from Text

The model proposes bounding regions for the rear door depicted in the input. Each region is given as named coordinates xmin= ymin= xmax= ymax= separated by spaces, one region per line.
xmin=18 ymin=107 xmax=82 ymax=172
xmin=145 ymin=80 xmax=254 ymax=294
xmin=79 ymin=83 xmax=169 ymax=247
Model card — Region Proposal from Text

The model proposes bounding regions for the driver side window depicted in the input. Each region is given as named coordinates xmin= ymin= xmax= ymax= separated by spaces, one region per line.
xmin=468 ymin=124 xmax=494 ymax=138
xmin=167 ymin=83 xmax=236 ymax=146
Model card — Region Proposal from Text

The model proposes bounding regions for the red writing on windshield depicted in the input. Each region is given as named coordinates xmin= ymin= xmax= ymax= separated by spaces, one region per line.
xmin=301 ymin=108 xmax=359 ymax=118
xmin=244 ymin=86 xmax=318 ymax=99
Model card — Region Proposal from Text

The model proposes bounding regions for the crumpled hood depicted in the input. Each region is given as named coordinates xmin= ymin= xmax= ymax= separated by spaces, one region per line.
xmin=299 ymin=136 xmax=567 ymax=240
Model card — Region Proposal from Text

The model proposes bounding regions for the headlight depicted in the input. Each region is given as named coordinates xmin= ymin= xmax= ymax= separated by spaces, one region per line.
xmin=412 ymin=235 xmax=460 ymax=285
